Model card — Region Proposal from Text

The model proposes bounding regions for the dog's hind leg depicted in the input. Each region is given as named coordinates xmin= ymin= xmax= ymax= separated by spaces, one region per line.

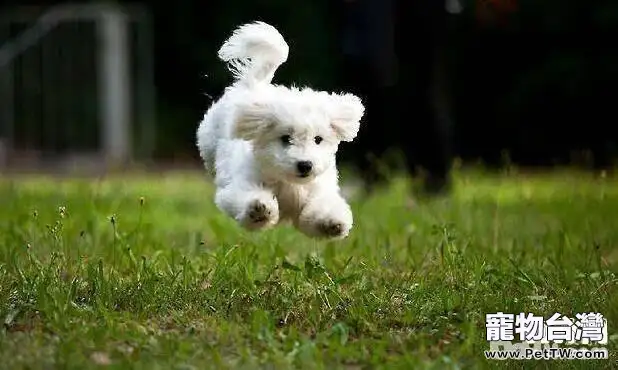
xmin=215 ymin=182 xmax=280 ymax=231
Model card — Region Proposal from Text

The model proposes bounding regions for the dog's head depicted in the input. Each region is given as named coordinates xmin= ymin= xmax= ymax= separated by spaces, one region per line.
xmin=231 ymin=86 xmax=364 ymax=183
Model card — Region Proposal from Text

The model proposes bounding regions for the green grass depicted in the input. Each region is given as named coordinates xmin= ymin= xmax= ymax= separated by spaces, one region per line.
xmin=0 ymin=169 xmax=616 ymax=369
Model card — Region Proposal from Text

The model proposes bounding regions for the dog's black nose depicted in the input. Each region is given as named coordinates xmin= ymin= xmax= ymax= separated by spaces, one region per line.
xmin=296 ymin=161 xmax=313 ymax=177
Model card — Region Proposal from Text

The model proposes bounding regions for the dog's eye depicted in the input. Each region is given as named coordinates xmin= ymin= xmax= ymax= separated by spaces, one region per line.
xmin=314 ymin=136 xmax=323 ymax=145
xmin=280 ymin=135 xmax=292 ymax=145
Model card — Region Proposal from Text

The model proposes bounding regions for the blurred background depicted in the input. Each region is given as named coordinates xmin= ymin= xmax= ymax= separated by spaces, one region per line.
xmin=0 ymin=0 xmax=617 ymax=177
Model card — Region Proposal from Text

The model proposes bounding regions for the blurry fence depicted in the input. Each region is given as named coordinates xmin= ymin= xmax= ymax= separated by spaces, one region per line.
xmin=0 ymin=3 xmax=155 ymax=171
xmin=1 ymin=0 xmax=617 ymax=169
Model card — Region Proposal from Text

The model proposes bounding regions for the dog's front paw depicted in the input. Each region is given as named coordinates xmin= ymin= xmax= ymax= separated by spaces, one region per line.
xmin=248 ymin=200 xmax=271 ymax=223
xmin=298 ymin=208 xmax=352 ymax=239
xmin=240 ymin=197 xmax=279 ymax=230
xmin=316 ymin=218 xmax=350 ymax=239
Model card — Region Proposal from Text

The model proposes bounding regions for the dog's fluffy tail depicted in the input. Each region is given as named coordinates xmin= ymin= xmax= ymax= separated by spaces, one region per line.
xmin=218 ymin=21 xmax=289 ymax=86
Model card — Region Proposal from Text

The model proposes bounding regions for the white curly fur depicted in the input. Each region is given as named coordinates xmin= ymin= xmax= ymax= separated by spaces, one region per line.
xmin=197 ymin=21 xmax=364 ymax=239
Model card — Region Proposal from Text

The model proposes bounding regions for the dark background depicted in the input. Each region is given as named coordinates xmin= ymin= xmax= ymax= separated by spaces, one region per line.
xmin=3 ymin=0 xmax=618 ymax=170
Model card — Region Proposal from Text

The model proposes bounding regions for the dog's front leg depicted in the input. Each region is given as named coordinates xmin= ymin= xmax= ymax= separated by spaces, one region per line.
xmin=297 ymin=187 xmax=353 ymax=239
xmin=215 ymin=182 xmax=279 ymax=231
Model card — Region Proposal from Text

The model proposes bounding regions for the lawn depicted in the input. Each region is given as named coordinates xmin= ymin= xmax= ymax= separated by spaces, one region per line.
xmin=0 ymin=169 xmax=616 ymax=369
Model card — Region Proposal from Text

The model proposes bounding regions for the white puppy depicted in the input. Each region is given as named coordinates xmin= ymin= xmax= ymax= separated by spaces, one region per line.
xmin=196 ymin=22 xmax=364 ymax=239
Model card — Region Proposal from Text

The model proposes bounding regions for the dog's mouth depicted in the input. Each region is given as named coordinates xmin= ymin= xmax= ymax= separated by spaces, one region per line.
xmin=287 ymin=171 xmax=315 ymax=183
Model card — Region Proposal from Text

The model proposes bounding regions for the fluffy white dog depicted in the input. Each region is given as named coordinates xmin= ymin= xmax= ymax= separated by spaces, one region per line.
xmin=196 ymin=21 xmax=364 ymax=239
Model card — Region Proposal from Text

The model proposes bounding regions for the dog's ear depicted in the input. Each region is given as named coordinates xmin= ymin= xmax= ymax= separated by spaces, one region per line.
xmin=232 ymin=100 xmax=275 ymax=141
xmin=328 ymin=93 xmax=365 ymax=142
